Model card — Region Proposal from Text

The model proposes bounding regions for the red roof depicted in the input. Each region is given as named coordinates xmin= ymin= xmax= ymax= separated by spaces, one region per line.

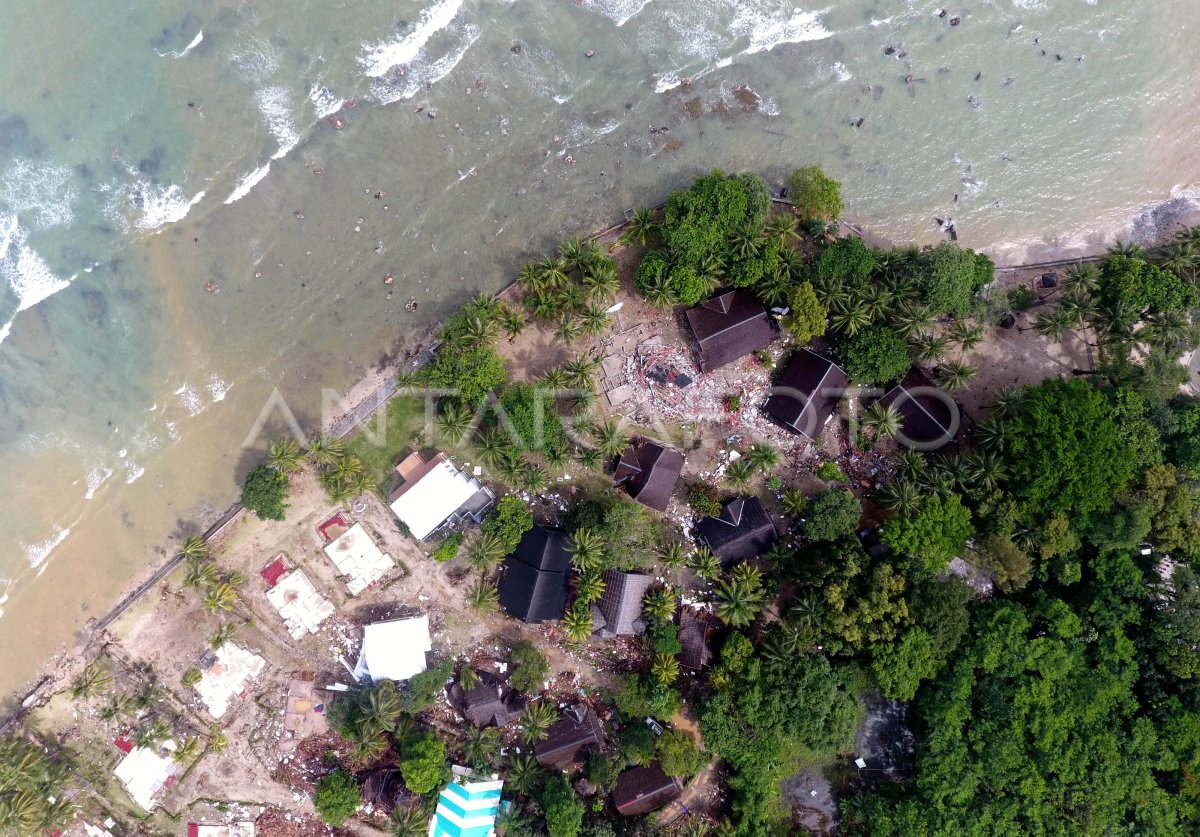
xmin=318 ymin=513 xmax=348 ymax=542
xmin=187 ymin=824 xmax=199 ymax=837
xmin=260 ymin=556 xmax=288 ymax=588
xmin=114 ymin=736 xmax=134 ymax=754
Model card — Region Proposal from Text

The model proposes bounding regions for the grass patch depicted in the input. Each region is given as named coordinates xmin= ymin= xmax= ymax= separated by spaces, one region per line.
xmin=344 ymin=395 xmax=427 ymax=490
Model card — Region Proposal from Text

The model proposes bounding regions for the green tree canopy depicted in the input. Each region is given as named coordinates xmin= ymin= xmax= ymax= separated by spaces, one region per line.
xmin=482 ymin=496 xmax=535 ymax=554
xmin=913 ymin=242 xmax=994 ymax=317
xmin=805 ymin=489 xmax=863 ymax=542
xmin=540 ymin=774 xmax=585 ymax=837
xmin=313 ymin=768 xmax=361 ymax=826
xmin=789 ymin=165 xmax=844 ymax=222
xmin=1099 ymin=254 xmax=1197 ymax=313
xmin=813 ymin=236 xmax=877 ymax=287
xmin=509 ymin=641 xmax=549 ymax=693
xmin=421 ymin=345 xmax=509 ymax=407
xmin=655 ymin=729 xmax=707 ymax=777
xmin=399 ymin=733 xmax=448 ymax=795
xmin=840 ymin=328 xmax=910 ymax=385
xmin=241 ymin=464 xmax=289 ymax=521
xmin=663 ymin=169 xmax=770 ymax=267
xmin=880 ymin=492 xmax=974 ymax=574
xmin=780 ymin=280 xmax=827 ymax=344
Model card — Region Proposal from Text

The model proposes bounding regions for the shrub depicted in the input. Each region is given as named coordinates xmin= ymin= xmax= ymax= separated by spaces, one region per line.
xmin=540 ymin=774 xmax=585 ymax=837
xmin=655 ymin=729 xmax=707 ymax=777
xmin=612 ymin=672 xmax=681 ymax=720
xmin=634 ymin=250 xmax=672 ymax=299
xmin=496 ymin=384 xmax=570 ymax=457
xmin=817 ymin=461 xmax=847 ymax=482
xmin=725 ymin=394 xmax=742 ymax=412
xmin=399 ymin=733 xmax=448 ymax=795
xmin=913 ymin=242 xmax=994 ymax=318
xmin=430 ymin=532 xmax=463 ymax=563
xmin=241 ymin=464 xmax=288 ymax=521
xmin=509 ymin=641 xmax=550 ymax=693
xmin=687 ymin=483 xmax=723 ymax=518
xmin=1009 ymin=285 xmax=1035 ymax=312
xmin=813 ymin=236 xmax=876 ymax=287
xmin=402 ymin=659 xmax=455 ymax=715
xmin=789 ymin=165 xmax=843 ymax=222
xmin=313 ymin=768 xmax=360 ymax=826
xmin=805 ymin=489 xmax=862 ymax=541
xmin=420 ymin=345 xmax=509 ymax=407
xmin=482 ymin=496 xmax=534 ymax=553
xmin=840 ymin=328 xmax=910 ymax=385
xmin=780 ymin=281 xmax=827 ymax=344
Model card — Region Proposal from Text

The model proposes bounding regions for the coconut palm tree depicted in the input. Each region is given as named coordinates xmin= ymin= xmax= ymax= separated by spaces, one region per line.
xmin=350 ymin=733 xmax=389 ymax=765
xmin=829 ymin=299 xmax=872 ymax=336
xmin=559 ymin=237 xmax=589 ymax=275
xmin=209 ymin=726 xmax=228 ymax=755
xmin=964 ymin=450 xmax=1006 ymax=493
xmin=1032 ymin=308 xmax=1074 ymax=343
xmin=555 ymin=316 xmax=582 ymax=344
xmin=134 ymin=684 xmax=162 ymax=711
xmin=780 ymin=488 xmax=807 ymax=519
xmin=521 ymin=465 xmax=548 ymax=493
xmin=562 ymin=605 xmax=594 ymax=643
xmin=862 ymin=402 xmax=902 ymax=439
xmin=698 ymin=252 xmax=728 ymax=287
xmin=642 ymin=586 xmax=677 ymax=623
xmin=563 ymin=355 xmax=601 ymax=389
xmin=527 ymin=290 xmax=558 ymax=321
xmin=690 ymin=547 xmax=721 ymax=581
xmin=641 ymin=271 xmax=677 ymax=308
xmin=173 ymin=736 xmax=203 ymax=764
xmin=463 ymin=727 xmax=501 ymax=770
xmin=268 ymin=438 xmax=304 ymax=476
xmin=576 ymin=572 xmax=606 ymax=604
xmin=987 ymin=385 xmax=1023 ymax=417
xmin=437 ymin=402 xmax=474 ymax=445
xmin=506 ymin=753 xmax=542 ymax=795
xmin=877 ymin=479 xmax=922 ymax=515
xmin=620 ymin=207 xmax=660 ymax=247
xmin=567 ymin=528 xmax=605 ymax=574
xmin=789 ymin=592 xmax=827 ymax=632
xmin=713 ymin=577 xmax=764 ymax=628
xmin=1057 ymin=290 xmax=1097 ymax=326
xmin=894 ymin=448 xmax=926 ymax=479
xmin=948 ymin=321 xmax=984 ymax=353
xmin=746 ymin=442 xmax=780 ymax=472
xmin=915 ymin=463 xmax=957 ymax=498
xmin=555 ymin=283 xmax=586 ymax=315
xmin=458 ymin=666 xmax=481 ymax=691
xmin=729 ymin=220 xmax=765 ymax=259
xmin=358 ymin=681 xmax=402 ymax=737
xmin=1141 ymin=309 xmax=1192 ymax=351
xmin=593 ymin=419 xmax=628 ymax=459
xmin=937 ymin=360 xmax=977 ymax=392
xmin=576 ymin=447 xmax=602 ymax=471
xmin=1062 ymin=261 xmax=1100 ymax=294
xmin=731 ymin=562 xmax=763 ymax=591
xmin=756 ymin=274 xmax=790 ymax=308
xmin=724 ymin=458 xmax=755 ymax=490
xmin=204 ymin=582 xmax=237 ymax=614
xmin=540 ymin=367 xmax=569 ymax=390
xmin=184 ymin=558 xmax=220 ymax=589
xmin=1157 ymin=241 xmax=1198 ymax=279
xmin=307 ymin=435 xmax=345 ymax=468
xmin=651 ymin=653 xmax=680 ymax=685
xmin=579 ymin=303 xmax=610 ymax=336
xmin=496 ymin=454 xmax=524 ymax=486
xmin=477 ymin=428 xmax=511 ymax=467
xmin=210 ymin=622 xmax=238 ymax=650
xmin=135 ymin=718 xmax=172 ymax=749
xmin=100 ymin=692 xmax=134 ymax=721
xmin=180 ymin=535 xmax=208 ymax=561
xmin=392 ymin=806 xmax=428 ymax=837
xmin=181 ymin=668 xmax=202 ymax=688
xmin=351 ymin=473 xmax=377 ymax=498
xmin=765 ymin=212 xmax=800 ymax=244
xmin=537 ymin=256 xmax=570 ymax=289
xmin=71 ymin=662 xmax=112 ymax=699
xmin=975 ymin=416 xmax=1010 ymax=452
xmin=465 ymin=532 xmax=506 ymax=573
xmin=656 ymin=541 xmax=687 ymax=570
xmin=465 ymin=579 xmax=499 ymax=613
xmin=518 ymin=263 xmax=548 ymax=294
xmin=520 ymin=701 xmax=558 ymax=745
xmin=1107 ymin=240 xmax=1147 ymax=260
xmin=500 ymin=305 xmax=527 ymax=340
xmin=892 ymin=301 xmax=935 ymax=338
xmin=861 ymin=285 xmax=894 ymax=324
xmin=911 ymin=332 xmax=949 ymax=364
xmin=1093 ymin=300 xmax=1137 ymax=345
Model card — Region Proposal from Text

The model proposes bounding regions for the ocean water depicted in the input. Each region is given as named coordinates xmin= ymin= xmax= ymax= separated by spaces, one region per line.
xmin=1 ymin=0 xmax=1198 ymax=696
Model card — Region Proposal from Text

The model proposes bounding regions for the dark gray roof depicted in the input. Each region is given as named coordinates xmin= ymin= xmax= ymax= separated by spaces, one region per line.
xmin=613 ymin=763 xmax=682 ymax=816
xmin=595 ymin=570 xmax=655 ymax=638
xmin=876 ymin=368 xmax=956 ymax=449
xmin=499 ymin=525 xmax=571 ymax=624
xmin=535 ymin=705 xmax=604 ymax=767
xmin=613 ymin=438 xmax=685 ymax=512
xmin=447 ymin=670 xmax=527 ymax=727
xmin=695 ymin=496 xmax=778 ymax=566
xmin=684 ymin=290 xmax=777 ymax=372
xmin=678 ymin=608 xmax=714 ymax=671
xmin=762 ymin=348 xmax=847 ymax=440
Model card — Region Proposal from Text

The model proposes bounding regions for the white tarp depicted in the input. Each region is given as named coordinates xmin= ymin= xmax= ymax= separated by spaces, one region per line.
xmin=113 ymin=746 xmax=176 ymax=811
xmin=196 ymin=643 xmax=267 ymax=719
xmin=193 ymin=824 xmax=256 ymax=837
xmin=389 ymin=459 xmax=481 ymax=540
xmin=353 ymin=615 xmax=431 ymax=683
xmin=322 ymin=523 xmax=395 ymax=596
xmin=266 ymin=569 xmax=335 ymax=639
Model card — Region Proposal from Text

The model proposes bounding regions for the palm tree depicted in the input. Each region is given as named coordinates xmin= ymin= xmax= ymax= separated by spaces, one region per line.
xmin=829 ymin=299 xmax=872 ymax=336
xmin=184 ymin=558 xmax=220 ymax=589
xmin=465 ymin=532 xmax=506 ymax=573
xmin=268 ymin=438 xmax=304 ymax=476
xmin=463 ymin=727 xmax=501 ymax=770
xmin=559 ymin=237 xmax=589 ymax=274
xmin=1157 ymin=241 xmax=1198 ymax=279
xmin=173 ymin=736 xmax=203 ymax=764
xmin=204 ymin=582 xmax=237 ymax=614
xmin=333 ymin=454 xmax=365 ymax=482
xmin=948 ymin=321 xmax=984 ymax=353
xmin=690 ymin=547 xmax=721 ymax=581
xmin=877 ymin=479 xmax=922 ymax=515
xmin=325 ymin=478 xmax=355 ymax=508
xmin=593 ymin=419 xmax=628 ymax=458
xmin=477 ymin=428 xmax=511 ymax=467
xmin=359 ymin=681 xmax=403 ymax=736
xmin=698 ymin=252 xmax=728 ymax=287
xmin=1032 ymin=308 xmax=1074 ymax=343
xmin=579 ymin=303 xmax=610 ymax=336
xmin=437 ymin=402 xmax=474 ymax=445
xmin=731 ymin=562 xmax=763 ymax=591
xmin=1141 ymin=310 xmax=1191 ymax=351
xmin=181 ymin=668 xmax=202 ymax=688
xmin=1062 ymin=261 xmax=1100 ymax=294
xmin=210 ymin=622 xmax=238 ymax=649
xmin=576 ymin=447 xmax=602 ymax=471
xmin=1093 ymin=300 xmax=1136 ymax=345
xmin=642 ymin=586 xmax=677 ymax=623
xmin=555 ymin=316 xmax=582 ymax=343
xmin=521 ymin=465 xmax=548 ymax=493
xmin=642 ymin=271 xmax=677 ymax=308
xmin=651 ymin=653 xmax=680 ymax=685
xmin=987 ymin=385 xmax=1023 ymax=418
xmin=392 ymin=806 xmax=429 ymax=837
xmin=458 ymin=666 xmax=481 ymax=691
xmin=781 ymin=488 xmax=807 ymax=519
xmin=518 ymin=262 xmax=548 ymax=294
xmin=537 ymin=257 xmax=569 ymax=289
xmin=789 ymin=592 xmax=827 ymax=632
xmin=764 ymin=212 xmax=800 ymax=244
xmin=964 ymin=450 xmax=1006 ymax=492
xmin=527 ymin=290 xmax=559 ymax=321
xmin=496 ymin=454 xmax=524 ymax=486
xmin=1057 ymin=290 xmax=1096 ymax=326
xmin=757 ymin=274 xmax=790 ymax=308
xmin=541 ymin=367 xmax=569 ymax=390
xmin=71 ymin=662 xmax=112 ymax=699
xmin=620 ymin=207 xmax=660 ymax=247
xmin=179 ymin=535 xmax=208 ymax=561
xmin=911 ymin=332 xmax=949 ymax=364
xmin=563 ymin=355 xmax=600 ymax=389
xmin=892 ymin=301 xmax=935 ymax=338
xmin=724 ymin=458 xmax=755 ymax=490
xmin=729 ymin=220 xmax=765 ymax=260
xmin=506 ymin=754 xmax=542 ymax=795
xmin=567 ymin=528 xmax=605 ymax=574
xmin=863 ymin=402 xmax=902 ymax=439
xmin=134 ymin=684 xmax=162 ymax=711
xmin=713 ymin=577 xmax=764 ymax=628
xmin=894 ymin=448 xmax=927 ymax=479
xmin=1107 ymin=240 xmax=1147 ymax=260
xmin=101 ymin=692 xmax=135 ymax=721
xmin=500 ymin=305 xmax=527 ymax=340
xmin=555 ymin=283 xmax=586 ymax=314
xmin=135 ymin=718 xmax=172 ymax=749
xmin=576 ymin=572 xmax=606 ymax=604
xmin=520 ymin=701 xmax=558 ymax=745
xmin=937 ymin=360 xmax=977 ymax=392
xmin=975 ymin=416 xmax=1010 ymax=452
xmin=764 ymin=541 xmax=794 ymax=569
xmin=562 ymin=605 xmax=594 ymax=643
xmin=659 ymin=540 xmax=689 ymax=569
xmin=861 ymin=285 xmax=894 ymax=324
xmin=351 ymin=733 xmax=389 ymax=765
xmin=746 ymin=443 xmax=780 ymax=472
xmin=307 ymin=435 xmax=345 ymax=468
xmin=352 ymin=473 xmax=377 ymax=497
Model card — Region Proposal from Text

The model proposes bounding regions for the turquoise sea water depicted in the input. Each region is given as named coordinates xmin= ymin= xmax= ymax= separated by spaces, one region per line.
xmin=1 ymin=0 xmax=1198 ymax=694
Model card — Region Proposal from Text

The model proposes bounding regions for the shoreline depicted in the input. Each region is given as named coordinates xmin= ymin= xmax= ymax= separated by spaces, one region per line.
xmin=5 ymin=189 xmax=1195 ymax=725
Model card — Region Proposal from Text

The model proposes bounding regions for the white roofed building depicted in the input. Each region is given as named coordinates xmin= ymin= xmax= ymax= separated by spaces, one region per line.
xmin=195 ymin=643 xmax=267 ymax=719
xmin=266 ymin=568 xmax=336 ymax=639
xmin=353 ymin=615 xmax=432 ymax=683
xmin=113 ymin=745 xmax=177 ymax=811
xmin=389 ymin=451 xmax=494 ymax=541
xmin=323 ymin=522 xmax=395 ymax=596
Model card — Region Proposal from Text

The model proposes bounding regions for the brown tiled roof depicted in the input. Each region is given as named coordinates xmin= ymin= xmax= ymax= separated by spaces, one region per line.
xmin=535 ymin=705 xmax=604 ymax=767
xmin=595 ymin=570 xmax=655 ymax=637
xmin=388 ymin=451 xmax=444 ymax=503
xmin=684 ymin=290 xmax=777 ymax=372
xmin=695 ymin=496 xmax=779 ymax=567
xmin=678 ymin=608 xmax=714 ymax=671
xmin=877 ymin=368 xmax=956 ymax=449
xmin=613 ymin=763 xmax=682 ymax=816
xmin=762 ymin=349 xmax=847 ymax=440
xmin=613 ymin=438 xmax=685 ymax=512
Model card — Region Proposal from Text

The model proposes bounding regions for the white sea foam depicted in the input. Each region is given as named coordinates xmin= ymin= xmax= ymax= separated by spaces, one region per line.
xmin=359 ymin=0 xmax=465 ymax=77
xmin=732 ymin=6 xmax=832 ymax=55
xmin=367 ymin=19 xmax=481 ymax=106
xmin=225 ymin=163 xmax=272 ymax=205
xmin=655 ymin=71 xmax=682 ymax=93
xmin=165 ymin=420 xmax=180 ymax=442
xmin=104 ymin=179 xmax=206 ymax=234
xmin=207 ymin=373 xmax=230 ymax=402
xmin=308 ymin=83 xmax=343 ymax=119
xmin=0 ymin=577 xmax=10 ymax=620
xmin=230 ymin=36 xmax=280 ymax=81
xmin=175 ymin=383 xmax=204 ymax=416
xmin=761 ymin=97 xmax=780 ymax=116
xmin=84 ymin=465 xmax=114 ymax=500
xmin=125 ymin=463 xmax=145 ymax=484
xmin=1 ymin=159 xmax=78 ymax=229
xmin=257 ymin=86 xmax=300 ymax=159
xmin=159 ymin=29 xmax=204 ymax=58
xmin=23 ymin=527 xmax=69 ymax=570
xmin=0 ymin=215 xmax=75 ymax=344
xmin=585 ymin=0 xmax=655 ymax=27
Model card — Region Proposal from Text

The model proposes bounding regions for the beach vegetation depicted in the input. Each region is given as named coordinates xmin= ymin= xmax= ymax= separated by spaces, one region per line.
xmin=241 ymin=463 xmax=289 ymax=521
xmin=0 ymin=735 xmax=74 ymax=832
xmin=779 ymin=280 xmax=827 ymax=344
xmin=509 ymin=641 xmax=550 ymax=693
xmin=687 ymin=482 xmax=723 ymax=517
xmin=804 ymin=489 xmax=862 ymax=542
xmin=398 ymin=732 xmax=448 ymax=795
xmin=789 ymin=164 xmax=843 ymax=222
xmin=313 ymin=768 xmax=360 ymax=826
xmin=179 ymin=535 xmax=208 ymax=560
xmin=840 ymin=328 xmax=910 ymax=385
xmin=71 ymin=662 xmax=111 ymax=699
